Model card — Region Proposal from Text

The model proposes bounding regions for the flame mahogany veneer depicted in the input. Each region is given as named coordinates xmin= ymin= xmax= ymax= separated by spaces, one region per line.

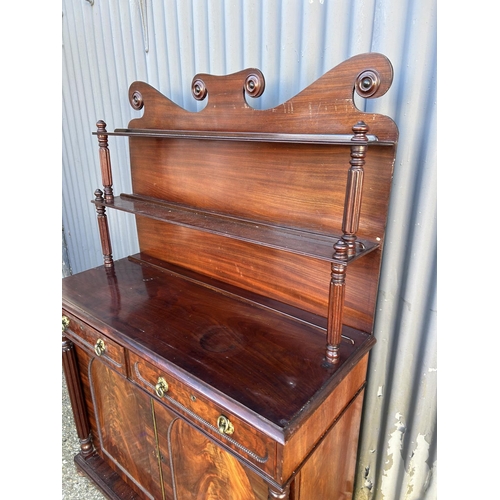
xmin=62 ymin=53 xmax=398 ymax=499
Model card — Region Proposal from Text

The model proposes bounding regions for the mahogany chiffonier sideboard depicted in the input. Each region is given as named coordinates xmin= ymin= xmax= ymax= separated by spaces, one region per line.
xmin=62 ymin=52 xmax=398 ymax=500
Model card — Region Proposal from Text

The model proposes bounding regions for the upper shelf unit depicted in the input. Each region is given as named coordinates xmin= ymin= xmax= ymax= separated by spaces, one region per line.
xmin=90 ymin=53 xmax=399 ymax=363
xmin=93 ymin=124 xmax=390 ymax=265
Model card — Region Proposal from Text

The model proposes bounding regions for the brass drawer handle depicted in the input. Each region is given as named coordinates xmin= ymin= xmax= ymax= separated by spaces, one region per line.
xmin=217 ymin=415 xmax=234 ymax=436
xmin=155 ymin=377 xmax=169 ymax=398
xmin=62 ymin=316 xmax=70 ymax=332
xmin=94 ymin=338 xmax=106 ymax=356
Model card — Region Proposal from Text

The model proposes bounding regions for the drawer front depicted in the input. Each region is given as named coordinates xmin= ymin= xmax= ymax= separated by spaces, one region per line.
xmin=128 ymin=351 xmax=276 ymax=478
xmin=62 ymin=310 xmax=127 ymax=376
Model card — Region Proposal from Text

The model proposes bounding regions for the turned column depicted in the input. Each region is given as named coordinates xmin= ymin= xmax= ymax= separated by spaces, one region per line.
xmin=342 ymin=121 xmax=368 ymax=256
xmin=326 ymin=240 xmax=348 ymax=364
xmin=325 ymin=121 xmax=369 ymax=363
xmin=94 ymin=189 xmax=114 ymax=267
xmin=96 ymin=120 xmax=114 ymax=203
xmin=62 ymin=316 xmax=93 ymax=458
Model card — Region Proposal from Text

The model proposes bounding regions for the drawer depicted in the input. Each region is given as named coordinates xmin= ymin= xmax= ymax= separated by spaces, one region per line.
xmin=128 ymin=351 xmax=276 ymax=478
xmin=62 ymin=310 xmax=127 ymax=376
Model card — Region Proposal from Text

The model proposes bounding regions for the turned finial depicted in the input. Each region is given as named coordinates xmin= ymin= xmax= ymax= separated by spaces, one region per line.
xmin=96 ymin=120 xmax=108 ymax=147
xmin=333 ymin=239 xmax=348 ymax=261
xmin=94 ymin=189 xmax=104 ymax=202
xmin=351 ymin=121 xmax=368 ymax=142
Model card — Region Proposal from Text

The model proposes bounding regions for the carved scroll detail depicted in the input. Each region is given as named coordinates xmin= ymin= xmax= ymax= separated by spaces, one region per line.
xmin=191 ymin=70 xmax=265 ymax=103
xmin=244 ymin=72 xmax=265 ymax=98
xmin=355 ymin=69 xmax=381 ymax=98
xmin=130 ymin=90 xmax=144 ymax=110
xmin=192 ymin=78 xmax=208 ymax=101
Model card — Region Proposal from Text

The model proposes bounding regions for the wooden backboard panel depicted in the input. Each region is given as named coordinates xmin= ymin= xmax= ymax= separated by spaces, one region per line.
xmin=123 ymin=53 xmax=398 ymax=334
xmin=136 ymin=217 xmax=380 ymax=333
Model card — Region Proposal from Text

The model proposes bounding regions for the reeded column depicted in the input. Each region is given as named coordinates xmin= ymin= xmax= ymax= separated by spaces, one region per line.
xmin=95 ymin=189 xmax=113 ymax=268
xmin=325 ymin=122 xmax=369 ymax=363
xmin=342 ymin=121 xmax=368 ymax=256
xmin=62 ymin=316 xmax=93 ymax=458
xmin=326 ymin=240 xmax=348 ymax=364
xmin=96 ymin=120 xmax=114 ymax=203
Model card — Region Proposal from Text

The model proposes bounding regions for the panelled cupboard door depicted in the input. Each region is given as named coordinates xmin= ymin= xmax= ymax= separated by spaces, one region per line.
xmin=154 ymin=403 xmax=269 ymax=500
xmin=90 ymin=360 xmax=162 ymax=499
xmin=293 ymin=391 xmax=365 ymax=500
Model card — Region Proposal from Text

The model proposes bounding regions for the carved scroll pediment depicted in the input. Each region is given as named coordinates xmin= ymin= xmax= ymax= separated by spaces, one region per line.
xmin=127 ymin=52 xmax=397 ymax=142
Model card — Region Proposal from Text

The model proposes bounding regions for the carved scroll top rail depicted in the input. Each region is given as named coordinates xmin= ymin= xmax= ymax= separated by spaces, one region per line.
xmin=126 ymin=53 xmax=398 ymax=142
xmin=192 ymin=69 xmax=265 ymax=102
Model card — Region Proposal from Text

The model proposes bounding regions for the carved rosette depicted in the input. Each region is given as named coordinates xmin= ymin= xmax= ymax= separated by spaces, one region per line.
xmin=244 ymin=71 xmax=265 ymax=98
xmin=192 ymin=78 xmax=208 ymax=101
xmin=130 ymin=90 xmax=144 ymax=110
xmin=355 ymin=69 xmax=381 ymax=98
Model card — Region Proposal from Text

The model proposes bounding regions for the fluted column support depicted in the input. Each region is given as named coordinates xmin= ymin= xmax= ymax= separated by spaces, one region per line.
xmin=96 ymin=120 xmax=114 ymax=203
xmin=342 ymin=121 xmax=368 ymax=256
xmin=326 ymin=240 xmax=348 ymax=364
xmin=62 ymin=317 xmax=94 ymax=458
xmin=95 ymin=189 xmax=114 ymax=268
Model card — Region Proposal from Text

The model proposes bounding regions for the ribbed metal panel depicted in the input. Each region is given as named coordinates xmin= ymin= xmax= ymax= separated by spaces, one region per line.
xmin=62 ymin=2 xmax=437 ymax=498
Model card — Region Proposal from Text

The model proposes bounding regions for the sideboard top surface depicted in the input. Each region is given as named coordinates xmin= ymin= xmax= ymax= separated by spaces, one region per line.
xmin=62 ymin=256 xmax=374 ymax=440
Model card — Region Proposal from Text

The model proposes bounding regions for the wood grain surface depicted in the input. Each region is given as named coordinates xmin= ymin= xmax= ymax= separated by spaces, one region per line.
xmin=63 ymin=53 xmax=398 ymax=499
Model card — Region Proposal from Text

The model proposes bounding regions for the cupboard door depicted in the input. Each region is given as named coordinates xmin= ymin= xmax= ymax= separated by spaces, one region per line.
xmin=90 ymin=360 xmax=162 ymax=499
xmin=293 ymin=390 xmax=365 ymax=500
xmin=157 ymin=411 xmax=268 ymax=500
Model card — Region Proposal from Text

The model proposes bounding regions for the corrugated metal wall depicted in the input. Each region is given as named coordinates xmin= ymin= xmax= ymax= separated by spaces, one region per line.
xmin=62 ymin=1 xmax=436 ymax=499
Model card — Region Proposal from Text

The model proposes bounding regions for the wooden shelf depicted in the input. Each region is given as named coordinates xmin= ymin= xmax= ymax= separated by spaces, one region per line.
xmin=91 ymin=128 xmax=396 ymax=146
xmin=93 ymin=193 xmax=379 ymax=264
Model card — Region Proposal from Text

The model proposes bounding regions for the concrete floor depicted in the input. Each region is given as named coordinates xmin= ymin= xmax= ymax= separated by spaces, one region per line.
xmin=62 ymin=372 xmax=105 ymax=500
